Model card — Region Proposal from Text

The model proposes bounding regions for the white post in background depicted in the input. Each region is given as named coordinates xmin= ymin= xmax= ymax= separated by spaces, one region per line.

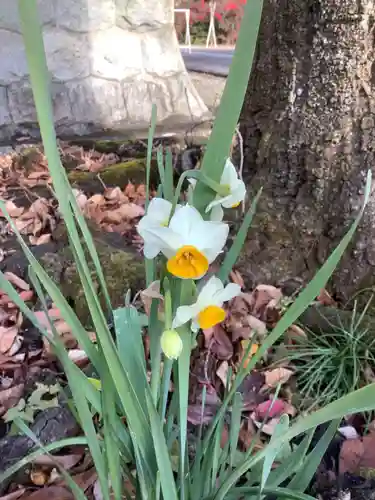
xmin=206 ymin=1 xmax=217 ymax=48
xmin=174 ymin=8 xmax=192 ymax=53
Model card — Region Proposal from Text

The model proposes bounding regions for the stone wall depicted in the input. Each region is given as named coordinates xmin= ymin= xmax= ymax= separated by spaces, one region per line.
xmin=0 ymin=0 xmax=208 ymax=143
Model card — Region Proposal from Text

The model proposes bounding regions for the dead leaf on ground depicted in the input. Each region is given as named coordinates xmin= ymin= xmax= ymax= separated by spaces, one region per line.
xmin=0 ymin=200 xmax=24 ymax=218
xmin=340 ymin=431 xmax=375 ymax=479
xmin=317 ymin=288 xmax=337 ymax=306
xmin=140 ymin=281 xmax=163 ymax=316
xmin=255 ymin=398 xmax=288 ymax=420
xmin=0 ymin=489 xmax=27 ymax=500
xmin=285 ymin=324 xmax=307 ymax=344
xmin=33 ymin=453 xmax=83 ymax=471
xmin=23 ymin=486 xmax=74 ymax=500
xmin=4 ymin=272 xmax=30 ymax=291
xmin=264 ymin=368 xmax=294 ymax=388
xmin=216 ymin=360 xmax=230 ymax=388
xmin=212 ymin=324 xmax=233 ymax=360
xmin=0 ymin=326 xmax=19 ymax=353
xmin=252 ymin=416 xmax=282 ymax=436
xmin=237 ymin=371 xmax=266 ymax=410
xmin=229 ymin=270 xmax=245 ymax=288
xmin=0 ymin=383 xmax=24 ymax=416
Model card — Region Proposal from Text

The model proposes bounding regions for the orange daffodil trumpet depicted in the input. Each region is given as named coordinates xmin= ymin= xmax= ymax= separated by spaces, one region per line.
xmin=137 ymin=204 xmax=228 ymax=280
xmin=172 ymin=276 xmax=241 ymax=332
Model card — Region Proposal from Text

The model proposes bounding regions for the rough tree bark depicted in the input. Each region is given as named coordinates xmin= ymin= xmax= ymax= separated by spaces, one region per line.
xmin=238 ymin=0 xmax=375 ymax=301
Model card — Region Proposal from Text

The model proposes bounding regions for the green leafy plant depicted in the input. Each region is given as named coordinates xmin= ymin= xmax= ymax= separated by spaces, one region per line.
xmin=287 ymin=298 xmax=375 ymax=409
xmin=1 ymin=1 xmax=375 ymax=499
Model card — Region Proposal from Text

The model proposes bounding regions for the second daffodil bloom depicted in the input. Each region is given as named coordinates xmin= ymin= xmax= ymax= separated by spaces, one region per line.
xmin=206 ymin=159 xmax=246 ymax=221
xmin=172 ymin=276 xmax=241 ymax=331
xmin=137 ymin=198 xmax=181 ymax=259
xmin=138 ymin=204 xmax=229 ymax=279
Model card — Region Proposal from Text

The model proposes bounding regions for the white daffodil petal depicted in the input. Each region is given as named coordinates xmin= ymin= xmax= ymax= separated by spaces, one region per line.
xmin=209 ymin=204 xmax=224 ymax=222
xmin=221 ymin=182 xmax=246 ymax=208
xmin=147 ymin=197 xmax=172 ymax=223
xmin=143 ymin=241 xmax=161 ymax=259
xmin=190 ymin=221 xmax=228 ymax=263
xmin=140 ymin=226 xmax=183 ymax=258
xmin=216 ymin=283 xmax=242 ymax=303
xmin=197 ymin=276 xmax=224 ymax=307
xmin=169 ymin=205 xmax=203 ymax=241
xmin=172 ymin=304 xmax=199 ymax=329
xmin=221 ymin=159 xmax=238 ymax=185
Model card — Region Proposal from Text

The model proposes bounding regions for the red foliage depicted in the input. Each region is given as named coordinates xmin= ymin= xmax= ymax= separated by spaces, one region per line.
xmin=182 ymin=0 xmax=246 ymax=44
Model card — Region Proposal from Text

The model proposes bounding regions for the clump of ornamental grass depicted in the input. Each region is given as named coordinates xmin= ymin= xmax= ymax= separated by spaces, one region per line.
xmin=287 ymin=298 xmax=375 ymax=410
xmin=1 ymin=1 xmax=375 ymax=500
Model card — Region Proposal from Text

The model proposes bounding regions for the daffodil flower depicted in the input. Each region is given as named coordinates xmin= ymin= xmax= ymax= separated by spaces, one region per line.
xmin=137 ymin=198 xmax=181 ymax=259
xmin=137 ymin=204 xmax=228 ymax=279
xmin=172 ymin=276 xmax=241 ymax=331
xmin=205 ymin=159 xmax=246 ymax=220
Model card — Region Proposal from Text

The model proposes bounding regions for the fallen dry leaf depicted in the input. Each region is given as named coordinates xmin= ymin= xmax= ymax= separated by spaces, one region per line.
xmin=29 ymin=233 xmax=52 ymax=245
xmin=255 ymin=398 xmax=287 ymax=419
xmin=4 ymin=272 xmax=30 ymax=291
xmin=317 ymin=288 xmax=337 ymax=306
xmin=216 ymin=360 xmax=230 ymax=388
xmin=0 ymin=325 xmax=19 ymax=353
xmin=33 ymin=453 xmax=83 ymax=470
xmin=264 ymin=368 xmax=294 ymax=388
xmin=23 ymin=486 xmax=74 ymax=500
xmin=0 ymin=383 xmax=24 ymax=416
xmin=0 ymin=489 xmax=27 ymax=500
xmin=252 ymin=416 xmax=281 ymax=436
xmin=212 ymin=324 xmax=233 ymax=360
xmin=0 ymin=200 xmax=24 ymax=218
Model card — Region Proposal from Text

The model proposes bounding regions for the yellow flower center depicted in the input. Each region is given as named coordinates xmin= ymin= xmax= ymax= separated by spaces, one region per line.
xmin=167 ymin=245 xmax=208 ymax=279
xmin=231 ymin=202 xmax=241 ymax=208
xmin=197 ymin=305 xmax=226 ymax=329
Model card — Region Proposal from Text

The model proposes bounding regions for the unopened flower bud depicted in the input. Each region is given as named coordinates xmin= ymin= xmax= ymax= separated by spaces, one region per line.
xmin=161 ymin=329 xmax=183 ymax=360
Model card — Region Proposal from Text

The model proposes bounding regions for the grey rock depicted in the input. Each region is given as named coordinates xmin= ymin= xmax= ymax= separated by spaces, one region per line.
xmin=0 ymin=0 xmax=208 ymax=141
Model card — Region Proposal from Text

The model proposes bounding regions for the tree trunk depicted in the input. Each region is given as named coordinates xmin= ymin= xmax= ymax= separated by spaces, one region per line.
xmin=0 ymin=0 xmax=208 ymax=143
xmin=238 ymin=0 xmax=375 ymax=301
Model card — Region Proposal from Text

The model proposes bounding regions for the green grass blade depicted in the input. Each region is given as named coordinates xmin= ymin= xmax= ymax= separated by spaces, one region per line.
xmin=225 ymin=486 xmax=316 ymax=500
xmin=102 ymin=367 xmax=123 ymax=500
xmin=261 ymin=415 xmax=290 ymax=491
xmin=211 ymin=407 xmax=225 ymax=490
xmin=156 ymin=146 xmax=166 ymax=194
xmin=229 ymin=393 xmax=243 ymax=468
xmin=287 ymin=419 xmax=339 ymax=493
xmin=266 ymin=429 xmax=314 ymax=488
xmin=146 ymin=393 xmax=178 ymax=500
xmin=146 ymin=104 xmax=157 ymax=211
xmin=177 ymin=280 xmax=194 ymax=499
xmin=114 ymin=305 xmax=148 ymax=406
xmin=218 ymin=187 xmax=262 ymax=282
xmin=164 ymin=148 xmax=175 ymax=202
xmin=145 ymin=107 xmax=157 ymax=285
xmin=193 ymin=0 xmax=264 ymax=214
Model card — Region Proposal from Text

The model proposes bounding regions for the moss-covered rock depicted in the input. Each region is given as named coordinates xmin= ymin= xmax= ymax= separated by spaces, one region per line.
xmin=68 ymin=159 xmax=159 ymax=191
xmin=40 ymin=223 xmax=145 ymax=326
xmin=60 ymin=243 xmax=144 ymax=326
